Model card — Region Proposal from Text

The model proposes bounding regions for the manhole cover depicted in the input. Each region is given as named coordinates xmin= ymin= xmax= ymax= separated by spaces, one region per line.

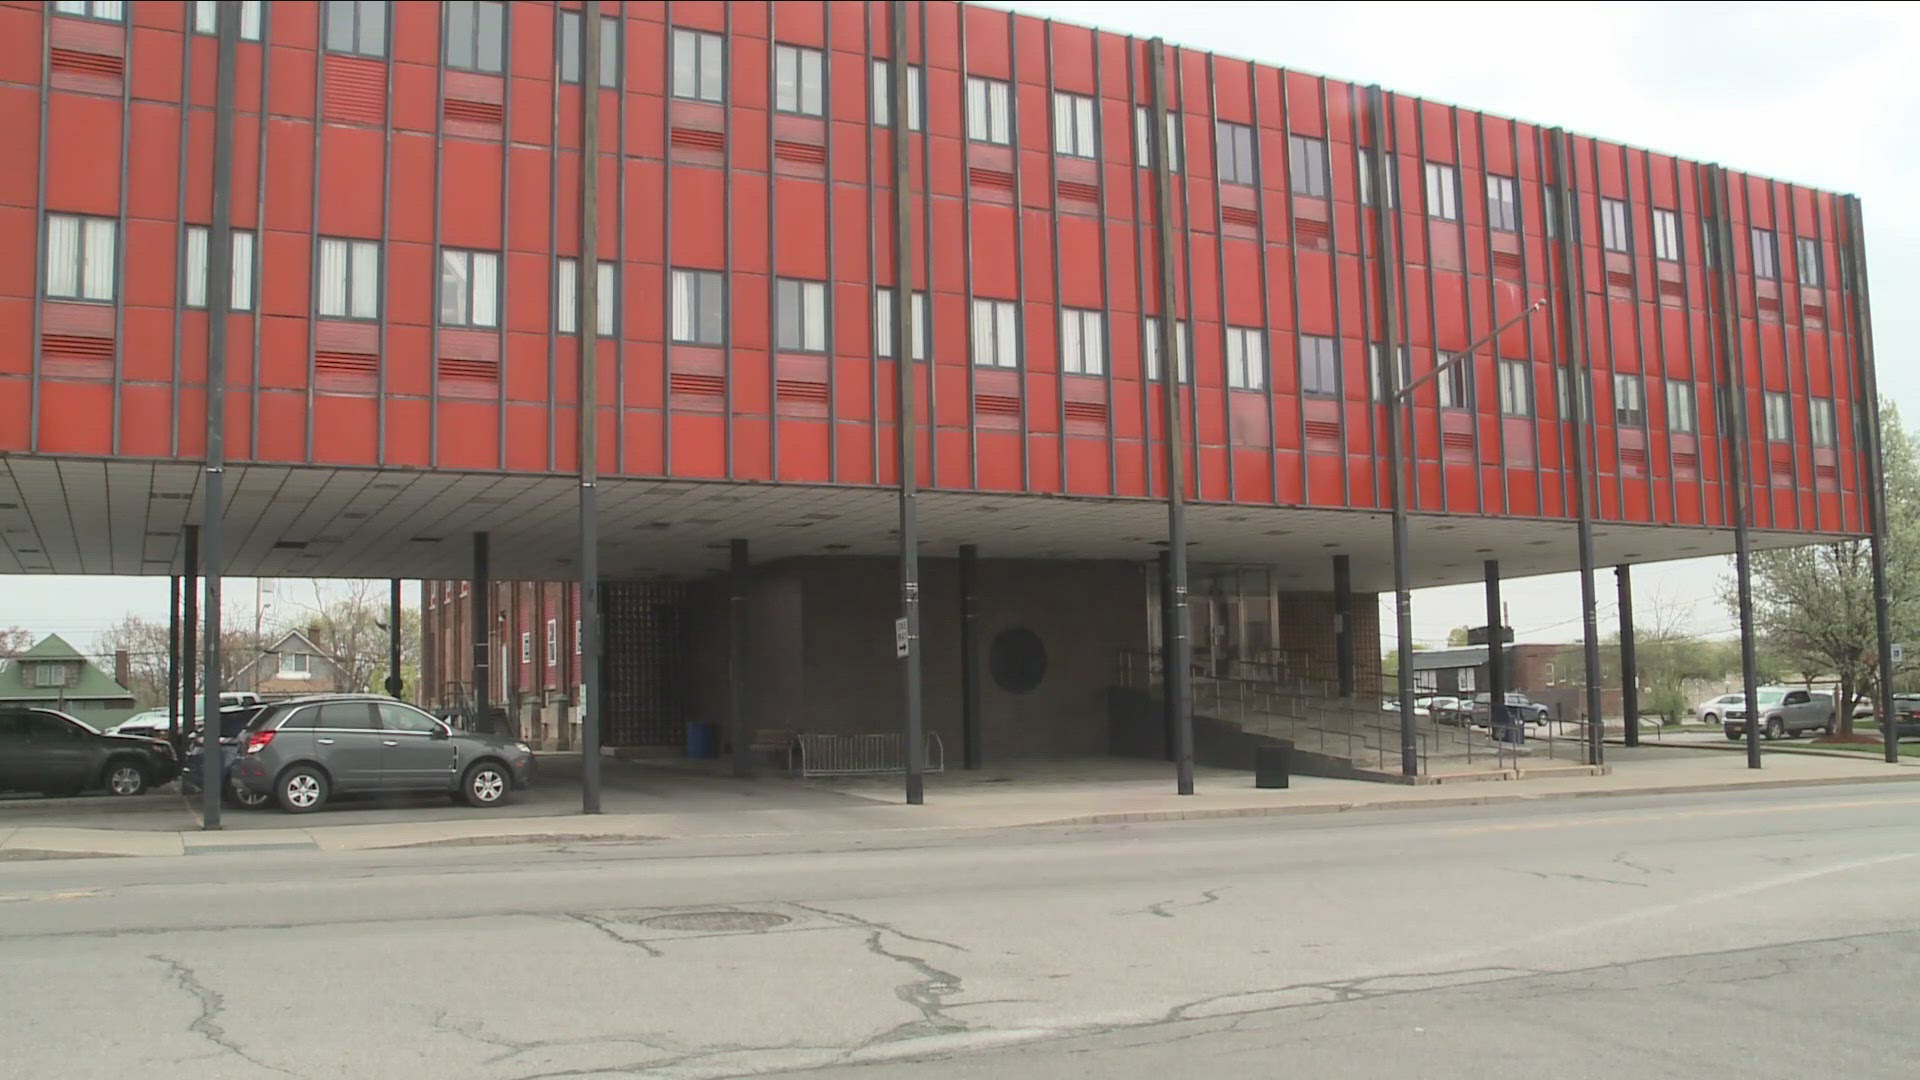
xmin=639 ymin=911 xmax=791 ymax=932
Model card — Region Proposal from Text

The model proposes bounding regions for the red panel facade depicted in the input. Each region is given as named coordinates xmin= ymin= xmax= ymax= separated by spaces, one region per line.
xmin=0 ymin=0 xmax=1873 ymax=534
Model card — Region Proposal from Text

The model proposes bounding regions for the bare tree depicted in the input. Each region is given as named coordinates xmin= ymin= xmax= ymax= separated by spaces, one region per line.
xmin=0 ymin=626 xmax=34 ymax=658
xmin=300 ymin=581 xmax=420 ymax=697
xmin=96 ymin=611 xmax=255 ymax=708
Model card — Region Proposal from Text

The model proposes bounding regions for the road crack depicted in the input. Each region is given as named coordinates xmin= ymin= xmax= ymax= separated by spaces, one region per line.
xmin=1140 ymin=886 xmax=1230 ymax=918
xmin=563 ymin=912 xmax=664 ymax=957
xmin=151 ymin=955 xmax=302 ymax=1077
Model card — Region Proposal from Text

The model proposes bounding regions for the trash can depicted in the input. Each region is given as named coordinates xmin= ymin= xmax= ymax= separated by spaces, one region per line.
xmin=1254 ymin=741 xmax=1293 ymax=789
xmin=685 ymin=721 xmax=717 ymax=760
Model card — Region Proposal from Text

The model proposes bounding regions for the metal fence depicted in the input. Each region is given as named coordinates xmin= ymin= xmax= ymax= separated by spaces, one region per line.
xmin=791 ymin=732 xmax=947 ymax=777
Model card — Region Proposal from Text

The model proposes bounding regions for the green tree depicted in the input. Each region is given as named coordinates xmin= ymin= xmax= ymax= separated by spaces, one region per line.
xmin=1446 ymin=626 xmax=1472 ymax=647
xmin=1730 ymin=401 xmax=1920 ymax=737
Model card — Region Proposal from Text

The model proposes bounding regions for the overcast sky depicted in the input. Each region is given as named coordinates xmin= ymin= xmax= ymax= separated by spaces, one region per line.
xmin=5 ymin=2 xmax=1916 ymax=656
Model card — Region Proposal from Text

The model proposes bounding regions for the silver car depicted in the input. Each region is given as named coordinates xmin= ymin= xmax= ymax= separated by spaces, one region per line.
xmin=1722 ymin=688 xmax=1834 ymax=741
xmin=229 ymin=695 xmax=535 ymax=813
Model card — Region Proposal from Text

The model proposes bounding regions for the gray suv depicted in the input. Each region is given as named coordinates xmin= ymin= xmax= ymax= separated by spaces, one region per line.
xmin=229 ymin=696 xmax=535 ymax=813
xmin=1723 ymin=687 xmax=1835 ymax=740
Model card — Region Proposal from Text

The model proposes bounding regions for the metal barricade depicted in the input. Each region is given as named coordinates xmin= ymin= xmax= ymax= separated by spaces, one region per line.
xmin=790 ymin=732 xmax=946 ymax=777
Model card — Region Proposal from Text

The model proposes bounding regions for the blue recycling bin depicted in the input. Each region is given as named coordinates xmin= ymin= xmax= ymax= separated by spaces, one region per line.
xmin=685 ymin=721 xmax=717 ymax=759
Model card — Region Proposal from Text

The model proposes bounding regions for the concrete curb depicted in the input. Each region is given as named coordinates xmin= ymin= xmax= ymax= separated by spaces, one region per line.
xmin=1025 ymin=771 xmax=1920 ymax=828
xmin=1610 ymin=738 xmax=1918 ymax=764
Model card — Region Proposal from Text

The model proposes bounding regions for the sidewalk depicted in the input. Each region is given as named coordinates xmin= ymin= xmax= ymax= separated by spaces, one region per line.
xmin=4 ymin=747 xmax=1917 ymax=860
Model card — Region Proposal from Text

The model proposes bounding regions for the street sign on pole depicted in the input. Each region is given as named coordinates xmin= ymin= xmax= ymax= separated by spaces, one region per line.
xmin=895 ymin=617 xmax=910 ymax=659
xmin=1892 ymin=643 xmax=1905 ymax=666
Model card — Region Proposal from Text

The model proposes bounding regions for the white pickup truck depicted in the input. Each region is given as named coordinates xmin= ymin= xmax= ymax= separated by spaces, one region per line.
xmin=1723 ymin=687 xmax=1834 ymax=740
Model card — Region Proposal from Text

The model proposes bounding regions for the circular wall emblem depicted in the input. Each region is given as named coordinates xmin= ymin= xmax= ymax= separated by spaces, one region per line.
xmin=989 ymin=627 xmax=1048 ymax=694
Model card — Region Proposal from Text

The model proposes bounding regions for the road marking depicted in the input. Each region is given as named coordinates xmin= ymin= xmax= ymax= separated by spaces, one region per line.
xmin=1440 ymin=795 xmax=1920 ymax=834
xmin=0 ymin=889 xmax=106 ymax=903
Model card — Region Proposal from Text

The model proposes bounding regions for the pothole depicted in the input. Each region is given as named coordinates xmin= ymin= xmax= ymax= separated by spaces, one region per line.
xmin=638 ymin=911 xmax=792 ymax=932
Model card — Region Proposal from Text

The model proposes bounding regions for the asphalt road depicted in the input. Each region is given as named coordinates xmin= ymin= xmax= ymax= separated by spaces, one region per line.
xmin=3 ymin=784 xmax=1918 ymax=1078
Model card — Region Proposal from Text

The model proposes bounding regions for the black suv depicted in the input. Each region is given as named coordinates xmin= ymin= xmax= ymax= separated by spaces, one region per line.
xmin=0 ymin=707 xmax=181 ymax=797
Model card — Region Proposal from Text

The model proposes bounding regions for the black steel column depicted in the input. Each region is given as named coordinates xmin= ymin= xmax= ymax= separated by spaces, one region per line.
xmin=472 ymin=532 xmax=490 ymax=719
xmin=167 ymin=575 xmax=181 ymax=746
xmin=1549 ymin=129 xmax=1605 ymax=768
xmin=1485 ymin=560 xmax=1504 ymax=742
xmin=1149 ymin=39 xmax=1193 ymax=795
xmin=888 ymin=1 xmax=925 ymax=804
xmin=182 ymin=526 xmax=198 ymax=744
xmin=198 ymin=5 xmax=238 ymax=831
xmin=578 ymin=8 xmax=603 ymax=813
xmin=1158 ymin=550 xmax=1177 ymax=760
xmin=1843 ymin=197 xmax=1897 ymax=764
xmin=1366 ymin=86 xmax=1417 ymax=778
xmin=959 ymin=544 xmax=982 ymax=770
xmin=729 ymin=538 xmax=751 ymax=778
xmin=1707 ymin=166 xmax=1763 ymax=770
xmin=1617 ymin=564 xmax=1639 ymax=747
xmin=1333 ymin=554 xmax=1354 ymax=698
xmin=385 ymin=578 xmax=403 ymax=698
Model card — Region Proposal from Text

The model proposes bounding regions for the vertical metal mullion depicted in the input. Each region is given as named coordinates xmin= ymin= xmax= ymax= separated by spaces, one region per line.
xmin=1810 ymin=192 xmax=1848 ymax=532
xmin=918 ymin=1 xmax=936 ymax=488
xmin=1590 ymin=139 xmax=1626 ymax=522
xmin=1349 ymin=84 xmax=1379 ymax=510
xmin=1643 ymin=147 xmax=1677 ymax=526
xmin=663 ymin=2 xmax=676 ymax=476
xmin=1006 ymin=10 xmax=1029 ymax=491
xmin=1413 ymin=97 xmax=1447 ymax=515
xmin=544 ymin=7 xmax=560 ymax=473
xmin=1534 ymin=125 xmax=1569 ymax=518
xmin=1173 ymin=47 xmax=1200 ymax=502
xmin=723 ymin=2 xmax=735 ymax=480
xmin=248 ymin=21 xmax=271 ymax=462
xmin=1769 ymin=180 xmax=1804 ymax=532
xmin=1387 ymin=95 xmax=1418 ymax=511
xmin=1450 ymin=106 xmax=1483 ymax=516
xmin=1785 ymin=181 xmax=1820 ymax=531
xmin=1735 ymin=174 xmax=1778 ymax=529
xmin=171 ymin=23 xmax=193 ymax=458
xmin=1278 ymin=71 xmax=1306 ymax=503
xmin=1476 ymin=112 xmax=1508 ymax=515
xmin=1567 ymin=137 xmax=1601 ymax=529
xmin=1046 ymin=21 xmax=1067 ymax=493
xmin=110 ymin=10 xmax=131 ymax=456
xmin=766 ymin=1 xmax=779 ymax=481
xmin=29 ymin=5 xmax=50 ymax=452
xmin=1127 ymin=39 xmax=1149 ymax=497
xmin=1687 ymin=160 xmax=1725 ymax=527
xmin=499 ymin=5 xmax=514 ymax=475
xmin=1255 ymin=70 xmax=1280 ymax=505
xmin=957 ymin=15 xmax=978 ymax=488
xmin=1515 ymin=121 xmax=1544 ymax=520
xmin=579 ymin=2 xmax=602 ymax=813
xmin=823 ymin=2 xmax=836 ymax=483
xmin=1204 ymin=54 xmax=1233 ymax=500
xmin=303 ymin=18 xmax=323 ymax=463
xmin=1092 ymin=31 xmax=1117 ymax=496
xmin=1318 ymin=75 xmax=1346 ymax=507
xmin=378 ymin=0 xmax=394 ymax=466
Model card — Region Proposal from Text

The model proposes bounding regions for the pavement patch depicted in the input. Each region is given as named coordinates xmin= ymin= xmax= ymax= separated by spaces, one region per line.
xmin=0 ymin=848 xmax=127 ymax=861
xmin=374 ymin=832 xmax=662 ymax=849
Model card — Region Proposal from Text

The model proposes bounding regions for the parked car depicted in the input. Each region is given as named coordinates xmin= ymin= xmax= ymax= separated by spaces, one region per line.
xmin=1466 ymin=692 xmax=1552 ymax=728
xmin=1884 ymin=694 xmax=1920 ymax=739
xmin=180 ymin=705 xmax=272 ymax=808
xmin=230 ymin=695 xmax=535 ymax=814
xmin=1694 ymin=693 xmax=1745 ymax=726
xmin=107 ymin=707 xmax=176 ymax=739
xmin=0 ymin=706 xmax=180 ymax=797
xmin=1723 ymin=688 xmax=1835 ymax=740
xmin=1428 ymin=696 xmax=1464 ymax=725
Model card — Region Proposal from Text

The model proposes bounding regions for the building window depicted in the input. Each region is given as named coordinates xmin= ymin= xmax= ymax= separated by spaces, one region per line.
xmin=1299 ymin=335 xmax=1339 ymax=397
xmin=43 ymin=213 xmax=116 ymax=302
xmin=1288 ymin=135 xmax=1329 ymax=198
xmin=520 ymin=632 xmax=531 ymax=663
xmin=1498 ymin=359 xmax=1531 ymax=417
xmin=670 ymin=27 xmax=722 ymax=101
xmin=1556 ymin=367 xmax=1593 ymax=421
xmin=1052 ymin=92 xmax=1096 ymax=158
xmin=775 ymin=278 xmax=829 ymax=353
xmin=1751 ymin=228 xmax=1780 ymax=280
xmin=1544 ymin=184 xmax=1578 ymax=239
xmin=1764 ymin=391 xmax=1791 ymax=441
xmin=194 ymin=0 xmax=262 ymax=39
xmin=559 ymin=13 xmax=621 ymax=86
xmin=1424 ymin=162 xmax=1459 ymax=221
xmin=1368 ymin=343 xmax=1412 ymax=402
xmin=324 ymin=0 xmax=387 ymax=58
xmin=283 ymin=651 xmax=311 ymax=675
xmin=670 ymin=269 xmax=726 ymax=345
xmin=546 ymin=619 xmax=558 ymax=666
xmin=1225 ymin=327 xmax=1266 ymax=390
xmin=33 ymin=662 xmax=71 ymax=688
xmin=1478 ymin=175 xmax=1516 ymax=233
xmin=871 ymin=61 xmax=924 ymax=130
xmin=965 ymin=76 xmax=1012 ymax=145
xmin=774 ymin=44 xmax=824 ymax=116
xmin=970 ymin=298 xmax=1019 ymax=369
xmin=1059 ymin=308 xmax=1105 ymax=376
xmin=1358 ymin=151 xmax=1396 ymax=208
xmin=184 ymin=227 xmax=255 ymax=311
xmin=874 ymin=288 xmax=928 ymax=360
xmin=53 ymin=1 xmax=123 ymax=21
xmin=1216 ymin=121 xmax=1256 ymax=186
xmin=1436 ymin=351 xmax=1469 ymax=409
xmin=438 ymin=249 xmax=499 ymax=329
xmin=1613 ymin=373 xmax=1645 ymax=426
xmin=557 ymin=258 xmax=614 ymax=336
xmin=1654 ymin=208 xmax=1681 ymax=263
xmin=317 ymin=237 xmax=380 ymax=319
xmin=1600 ymin=197 xmax=1629 ymax=253
xmin=1134 ymin=107 xmax=1181 ymax=171
xmin=1796 ymin=237 xmax=1822 ymax=287
xmin=1811 ymin=398 xmax=1836 ymax=448
xmin=1144 ymin=318 xmax=1192 ymax=383
xmin=444 ymin=1 xmax=503 ymax=74
xmin=575 ymin=618 xmax=582 ymax=655
xmin=1666 ymin=380 xmax=1696 ymax=434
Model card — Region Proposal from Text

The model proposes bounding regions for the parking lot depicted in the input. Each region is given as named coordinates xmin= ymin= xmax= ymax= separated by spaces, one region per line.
xmin=0 ymin=754 xmax=889 ymax=833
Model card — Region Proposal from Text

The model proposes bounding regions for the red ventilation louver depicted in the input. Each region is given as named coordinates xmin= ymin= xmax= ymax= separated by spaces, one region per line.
xmin=324 ymin=56 xmax=386 ymax=126
xmin=774 ymin=140 xmax=825 ymax=165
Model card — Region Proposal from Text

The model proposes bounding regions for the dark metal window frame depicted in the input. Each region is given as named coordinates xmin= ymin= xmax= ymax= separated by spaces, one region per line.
xmin=183 ymin=225 xmax=256 ymax=312
xmin=965 ymin=75 xmax=1013 ymax=146
xmin=1299 ymin=334 xmax=1339 ymax=397
xmin=773 ymin=43 xmax=825 ymax=117
xmin=193 ymin=0 xmax=264 ymax=40
xmin=315 ymin=235 xmax=382 ymax=321
xmin=1144 ymin=317 xmax=1194 ymax=383
xmin=1751 ymin=226 xmax=1781 ymax=281
xmin=1052 ymin=91 xmax=1097 ymax=159
xmin=875 ymin=287 xmax=929 ymax=361
xmin=42 ymin=211 xmax=118 ymax=304
xmin=1423 ymin=161 xmax=1460 ymax=222
xmin=1288 ymin=134 xmax=1329 ymax=198
xmin=668 ymin=25 xmax=720 ymax=101
xmin=564 ymin=12 xmax=623 ymax=87
xmin=52 ymin=1 xmax=124 ymax=23
xmin=444 ymin=0 xmax=505 ymax=75
xmin=438 ymin=247 xmax=501 ymax=330
xmin=1486 ymin=174 xmax=1519 ymax=232
xmin=1665 ymin=379 xmax=1696 ymax=434
xmin=1059 ymin=307 xmax=1106 ymax=376
xmin=1498 ymin=357 xmax=1531 ymax=416
xmin=1134 ymin=106 xmax=1181 ymax=172
xmin=670 ymin=268 xmax=726 ymax=346
xmin=971 ymin=297 xmax=1021 ymax=369
xmin=324 ymin=0 xmax=389 ymax=59
xmin=1795 ymin=235 xmax=1822 ymax=287
xmin=1653 ymin=207 xmax=1681 ymax=263
xmin=1612 ymin=372 xmax=1645 ymax=426
xmin=1216 ymin=120 xmax=1256 ymax=186
xmin=1368 ymin=342 xmax=1412 ymax=402
xmin=1225 ymin=326 xmax=1267 ymax=390
xmin=870 ymin=60 xmax=924 ymax=131
xmin=774 ymin=277 xmax=831 ymax=354
xmin=1601 ymin=196 xmax=1630 ymax=253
